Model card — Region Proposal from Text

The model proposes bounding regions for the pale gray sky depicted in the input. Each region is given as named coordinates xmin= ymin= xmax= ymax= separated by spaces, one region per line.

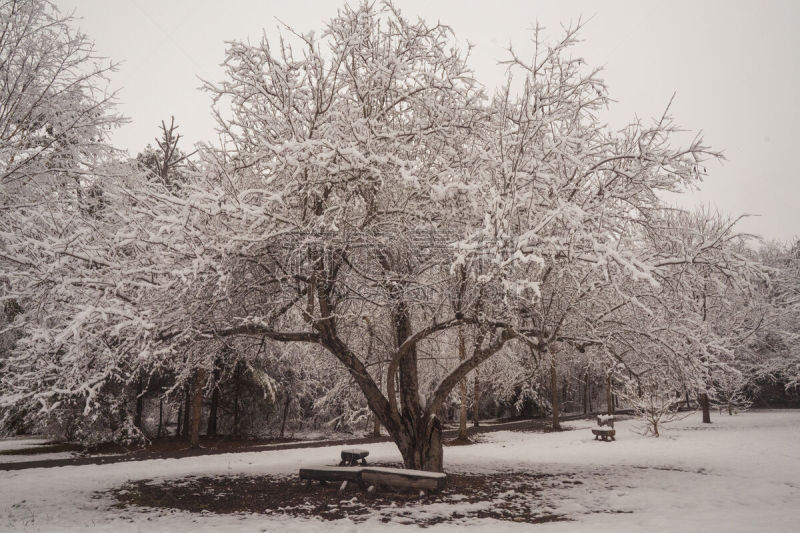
xmin=56 ymin=0 xmax=800 ymax=241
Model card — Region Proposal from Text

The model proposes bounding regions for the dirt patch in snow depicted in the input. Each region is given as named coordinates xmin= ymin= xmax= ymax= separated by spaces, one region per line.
xmin=109 ymin=467 xmax=575 ymax=526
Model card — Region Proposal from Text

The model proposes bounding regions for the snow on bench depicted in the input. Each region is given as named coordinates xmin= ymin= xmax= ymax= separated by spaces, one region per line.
xmin=597 ymin=414 xmax=615 ymax=428
xmin=298 ymin=465 xmax=446 ymax=492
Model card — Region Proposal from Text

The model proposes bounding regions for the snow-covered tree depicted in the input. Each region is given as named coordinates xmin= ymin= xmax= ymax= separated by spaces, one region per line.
xmin=0 ymin=0 xmax=169 ymax=442
xmin=1 ymin=1 xmax=764 ymax=470
xmin=149 ymin=5 xmax=735 ymax=470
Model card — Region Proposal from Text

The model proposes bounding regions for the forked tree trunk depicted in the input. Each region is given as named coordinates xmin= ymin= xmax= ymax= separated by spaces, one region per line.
xmin=700 ymin=393 xmax=711 ymax=423
xmin=190 ymin=368 xmax=206 ymax=448
xmin=394 ymin=416 xmax=443 ymax=472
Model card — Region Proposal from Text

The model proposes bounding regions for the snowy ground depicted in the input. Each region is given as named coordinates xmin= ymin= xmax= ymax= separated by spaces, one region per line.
xmin=0 ymin=438 xmax=51 ymax=452
xmin=1 ymin=410 xmax=798 ymax=532
xmin=0 ymin=438 xmax=78 ymax=464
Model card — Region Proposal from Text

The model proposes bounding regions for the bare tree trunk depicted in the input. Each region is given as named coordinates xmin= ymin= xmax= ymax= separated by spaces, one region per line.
xmin=472 ymin=371 xmax=480 ymax=428
xmin=373 ymin=415 xmax=381 ymax=437
xmin=700 ymin=393 xmax=711 ymax=423
xmin=157 ymin=396 xmax=164 ymax=439
xmin=587 ymin=375 xmax=592 ymax=413
xmin=207 ymin=384 xmax=219 ymax=437
xmin=190 ymin=368 xmax=206 ymax=448
xmin=134 ymin=378 xmax=144 ymax=431
xmin=176 ymin=401 xmax=182 ymax=438
xmin=606 ymin=375 xmax=615 ymax=415
xmin=233 ymin=361 xmax=242 ymax=437
xmin=458 ymin=328 xmax=468 ymax=440
xmin=182 ymin=382 xmax=191 ymax=439
xmin=551 ymin=362 xmax=561 ymax=431
xmin=280 ymin=396 xmax=291 ymax=438
xmin=583 ymin=371 xmax=589 ymax=415
xmin=207 ymin=361 xmax=221 ymax=437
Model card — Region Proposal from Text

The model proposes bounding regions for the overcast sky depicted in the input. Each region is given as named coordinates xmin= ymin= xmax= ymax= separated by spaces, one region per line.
xmin=55 ymin=0 xmax=800 ymax=242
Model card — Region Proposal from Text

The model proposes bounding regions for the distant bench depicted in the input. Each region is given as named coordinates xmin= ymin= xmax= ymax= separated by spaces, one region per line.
xmin=299 ymin=465 xmax=446 ymax=492
xmin=339 ymin=448 xmax=369 ymax=466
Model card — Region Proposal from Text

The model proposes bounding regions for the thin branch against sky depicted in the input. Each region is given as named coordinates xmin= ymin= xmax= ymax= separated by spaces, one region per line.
xmin=55 ymin=0 xmax=800 ymax=241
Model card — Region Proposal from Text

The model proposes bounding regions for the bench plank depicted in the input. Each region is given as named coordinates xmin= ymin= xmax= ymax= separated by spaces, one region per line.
xmin=299 ymin=466 xmax=364 ymax=483
xmin=362 ymin=467 xmax=446 ymax=492
xmin=298 ymin=466 xmax=447 ymax=491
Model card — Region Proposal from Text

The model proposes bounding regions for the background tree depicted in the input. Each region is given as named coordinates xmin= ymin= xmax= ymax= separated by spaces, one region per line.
xmin=136 ymin=116 xmax=195 ymax=190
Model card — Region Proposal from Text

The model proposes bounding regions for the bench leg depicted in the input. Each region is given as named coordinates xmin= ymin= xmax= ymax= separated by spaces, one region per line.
xmin=360 ymin=458 xmax=367 ymax=466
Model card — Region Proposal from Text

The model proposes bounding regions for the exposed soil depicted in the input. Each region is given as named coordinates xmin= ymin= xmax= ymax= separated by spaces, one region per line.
xmin=109 ymin=467 xmax=576 ymax=526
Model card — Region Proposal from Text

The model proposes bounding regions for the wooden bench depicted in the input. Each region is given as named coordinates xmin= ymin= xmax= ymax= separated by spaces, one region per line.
xmin=298 ymin=466 xmax=446 ymax=492
xmin=592 ymin=428 xmax=616 ymax=441
xmin=339 ymin=448 xmax=369 ymax=466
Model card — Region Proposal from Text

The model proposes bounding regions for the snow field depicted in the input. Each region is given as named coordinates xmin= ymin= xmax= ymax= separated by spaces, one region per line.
xmin=0 ymin=410 xmax=798 ymax=532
